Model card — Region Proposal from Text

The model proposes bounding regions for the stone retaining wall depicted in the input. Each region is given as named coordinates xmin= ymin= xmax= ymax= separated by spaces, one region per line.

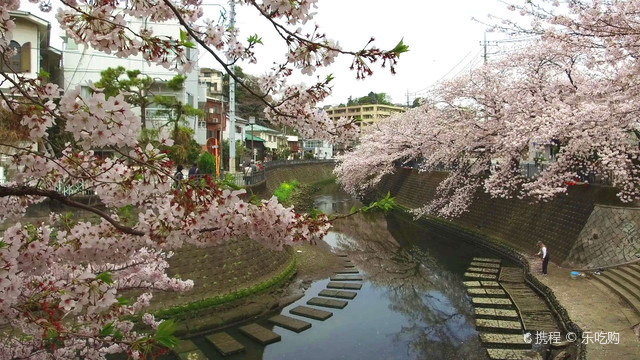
xmin=374 ymin=168 xmax=640 ymax=268
xmin=247 ymin=161 xmax=336 ymax=197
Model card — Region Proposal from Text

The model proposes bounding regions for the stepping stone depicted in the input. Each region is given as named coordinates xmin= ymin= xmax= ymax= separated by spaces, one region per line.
xmin=238 ymin=323 xmax=281 ymax=345
xmin=471 ymin=261 xmax=501 ymax=268
xmin=205 ymin=332 xmax=245 ymax=356
xmin=481 ymin=281 xmax=500 ymax=287
xmin=335 ymin=269 xmax=359 ymax=274
xmin=476 ymin=318 xmax=522 ymax=331
xmin=467 ymin=288 xmax=507 ymax=296
xmin=330 ymin=274 xmax=363 ymax=281
xmin=319 ymin=289 xmax=358 ymax=300
xmin=178 ymin=350 xmax=207 ymax=360
xmin=463 ymin=281 xmax=482 ymax=287
xmin=472 ymin=297 xmax=513 ymax=307
xmin=479 ymin=333 xmax=531 ymax=349
xmin=307 ymin=297 xmax=348 ymax=309
xmin=327 ymin=281 xmax=362 ymax=290
xmin=474 ymin=257 xmax=501 ymax=263
xmin=474 ymin=308 xmax=519 ymax=319
xmin=268 ymin=314 xmax=311 ymax=333
xmin=464 ymin=272 xmax=497 ymax=280
xmin=290 ymin=305 xmax=333 ymax=320
xmin=174 ymin=340 xmax=198 ymax=354
xmin=467 ymin=267 xmax=500 ymax=274
xmin=486 ymin=348 xmax=542 ymax=360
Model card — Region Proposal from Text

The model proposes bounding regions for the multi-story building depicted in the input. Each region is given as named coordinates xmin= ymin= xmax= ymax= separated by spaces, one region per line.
xmin=325 ymin=104 xmax=406 ymax=127
xmin=61 ymin=17 xmax=204 ymax=144
xmin=199 ymin=68 xmax=224 ymax=101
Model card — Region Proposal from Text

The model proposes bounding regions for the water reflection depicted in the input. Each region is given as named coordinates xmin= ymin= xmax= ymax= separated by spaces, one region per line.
xmin=331 ymin=213 xmax=486 ymax=359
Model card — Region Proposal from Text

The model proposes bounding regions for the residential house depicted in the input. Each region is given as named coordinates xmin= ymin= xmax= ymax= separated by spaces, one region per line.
xmin=246 ymin=124 xmax=287 ymax=158
xmin=2 ymin=11 xmax=62 ymax=90
xmin=1 ymin=11 xmax=62 ymax=184
xmin=303 ymin=139 xmax=333 ymax=159
xmin=286 ymin=135 xmax=302 ymax=158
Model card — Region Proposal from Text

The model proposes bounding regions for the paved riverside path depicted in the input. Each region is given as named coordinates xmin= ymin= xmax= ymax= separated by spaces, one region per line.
xmin=525 ymin=254 xmax=640 ymax=360
xmin=499 ymin=267 xmax=559 ymax=333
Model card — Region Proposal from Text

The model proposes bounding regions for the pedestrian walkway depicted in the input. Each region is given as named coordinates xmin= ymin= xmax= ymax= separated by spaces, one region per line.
xmin=173 ymin=255 xmax=364 ymax=358
xmin=526 ymin=255 xmax=640 ymax=360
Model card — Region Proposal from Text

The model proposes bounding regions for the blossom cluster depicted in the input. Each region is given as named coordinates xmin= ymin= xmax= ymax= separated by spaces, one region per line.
xmin=337 ymin=1 xmax=640 ymax=217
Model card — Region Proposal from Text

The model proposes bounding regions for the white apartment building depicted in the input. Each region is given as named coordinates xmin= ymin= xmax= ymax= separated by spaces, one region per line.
xmin=61 ymin=17 xmax=205 ymax=144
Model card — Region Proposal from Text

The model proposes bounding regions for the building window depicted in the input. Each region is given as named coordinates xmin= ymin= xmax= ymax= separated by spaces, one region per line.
xmin=187 ymin=93 xmax=194 ymax=107
xmin=212 ymin=83 xmax=218 ymax=92
xmin=2 ymin=41 xmax=21 ymax=72
xmin=65 ymin=37 xmax=78 ymax=51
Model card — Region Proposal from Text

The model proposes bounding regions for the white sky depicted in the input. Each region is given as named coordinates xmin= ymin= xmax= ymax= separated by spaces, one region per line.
xmin=19 ymin=0 xmax=519 ymax=106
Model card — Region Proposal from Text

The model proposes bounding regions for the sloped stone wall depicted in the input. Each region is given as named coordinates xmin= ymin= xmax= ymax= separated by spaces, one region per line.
xmin=375 ymin=168 xmax=640 ymax=268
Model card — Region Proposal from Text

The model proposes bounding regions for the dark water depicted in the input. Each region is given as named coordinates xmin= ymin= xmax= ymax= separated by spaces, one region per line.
xmin=186 ymin=184 xmax=517 ymax=360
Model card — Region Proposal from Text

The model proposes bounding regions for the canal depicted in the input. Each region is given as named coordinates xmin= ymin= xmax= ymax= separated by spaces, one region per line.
xmin=184 ymin=183 xmax=523 ymax=359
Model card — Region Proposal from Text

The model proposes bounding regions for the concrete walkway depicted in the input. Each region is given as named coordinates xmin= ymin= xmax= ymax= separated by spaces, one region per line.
xmin=525 ymin=255 xmax=640 ymax=360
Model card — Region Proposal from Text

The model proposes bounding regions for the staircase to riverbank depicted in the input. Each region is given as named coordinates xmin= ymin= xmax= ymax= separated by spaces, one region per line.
xmin=588 ymin=262 xmax=640 ymax=325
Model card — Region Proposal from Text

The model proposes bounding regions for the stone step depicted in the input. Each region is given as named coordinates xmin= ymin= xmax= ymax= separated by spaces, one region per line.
xmin=268 ymin=314 xmax=312 ymax=333
xmin=307 ymin=297 xmax=348 ymax=309
xmin=335 ymin=253 xmax=348 ymax=257
xmin=463 ymin=280 xmax=500 ymax=287
xmin=590 ymin=274 xmax=640 ymax=318
xmin=290 ymin=305 xmax=333 ymax=321
xmin=473 ymin=257 xmax=501 ymax=264
xmin=474 ymin=308 xmax=519 ymax=319
xmin=628 ymin=263 xmax=640 ymax=275
xmin=238 ymin=323 xmax=281 ymax=345
xmin=178 ymin=350 xmax=207 ymax=360
xmin=330 ymin=274 xmax=363 ymax=281
xmin=467 ymin=266 xmax=500 ymax=274
xmin=327 ymin=281 xmax=362 ymax=290
xmin=603 ymin=269 xmax=640 ymax=301
xmin=471 ymin=261 xmax=501 ymax=269
xmin=343 ymin=264 xmax=356 ymax=268
xmin=318 ymin=289 xmax=358 ymax=300
xmin=472 ymin=297 xmax=514 ymax=309
xmin=467 ymin=288 xmax=508 ymax=297
xmin=486 ymin=348 xmax=543 ymax=360
xmin=475 ymin=319 xmax=523 ymax=333
xmin=479 ymin=333 xmax=532 ymax=349
xmin=174 ymin=340 xmax=199 ymax=354
xmin=205 ymin=332 xmax=245 ymax=356
xmin=335 ymin=269 xmax=360 ymax=274
xmin=618 ymin=265 xmax=640 ymax=283
xmin=464 ymin=272 xmax=498 ymax=280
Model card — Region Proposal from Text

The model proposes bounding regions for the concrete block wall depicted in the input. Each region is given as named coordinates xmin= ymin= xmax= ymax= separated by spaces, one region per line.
xmin=375 ymin=168 xmax=640 ymax=268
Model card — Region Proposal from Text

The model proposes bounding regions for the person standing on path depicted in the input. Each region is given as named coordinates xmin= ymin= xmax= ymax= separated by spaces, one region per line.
xmin=536 ymin=241 xmax=549 ymax=275
xmin=174 ymin=164 xmax=184 ymax=189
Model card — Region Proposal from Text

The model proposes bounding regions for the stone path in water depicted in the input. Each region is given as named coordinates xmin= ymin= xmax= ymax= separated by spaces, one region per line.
xmin=465 ymin=257 xmax=544 ymax=360
xmin=173 ymin=253 xmax=362 ymax=359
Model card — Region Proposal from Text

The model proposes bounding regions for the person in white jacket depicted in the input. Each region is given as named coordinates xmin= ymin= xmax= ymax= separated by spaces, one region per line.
xmin=536 ymin=241 xmax=549 ymax=275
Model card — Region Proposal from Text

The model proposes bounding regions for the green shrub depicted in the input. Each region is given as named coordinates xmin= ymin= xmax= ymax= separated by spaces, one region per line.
xmin=198 ymin=152 xmax=216 ymax=175
xmin=273 ymin=180 xmax=299 ymax=204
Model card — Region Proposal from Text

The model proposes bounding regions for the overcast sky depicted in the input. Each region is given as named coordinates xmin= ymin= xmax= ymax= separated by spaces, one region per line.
xmin=19 ymin=0 xmax=518 ymax=106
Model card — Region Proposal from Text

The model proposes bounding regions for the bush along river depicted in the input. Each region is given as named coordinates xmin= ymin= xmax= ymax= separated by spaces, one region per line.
xmin=170 ymin=182 xmax=567 ymax=360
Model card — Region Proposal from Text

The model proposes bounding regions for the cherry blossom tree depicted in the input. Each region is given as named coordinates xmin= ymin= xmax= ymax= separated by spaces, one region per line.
xmin=0 ymin=0 xmax=406 ymax=358
xmin=336 ymin=0 xmax=640 ymax=217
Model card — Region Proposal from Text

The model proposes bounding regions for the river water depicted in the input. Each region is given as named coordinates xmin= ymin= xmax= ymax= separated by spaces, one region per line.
xmin=187 ymin=183 xmax=520 ymax=359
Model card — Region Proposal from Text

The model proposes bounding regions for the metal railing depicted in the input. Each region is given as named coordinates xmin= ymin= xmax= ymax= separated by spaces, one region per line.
xmin=262 ymin=159 xmax=335 ymax=169
xmin=225 ymin=170 xmax=266 ymax=187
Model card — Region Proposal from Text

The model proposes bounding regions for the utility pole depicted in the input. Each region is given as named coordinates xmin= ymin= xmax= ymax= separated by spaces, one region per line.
xmin=483 ymin=31 xmax=487 ymax=65
xmin=228 ymin=0 xmax=236 ymax=173
xmin=406 ymin=90 xmax=410 ymax=108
